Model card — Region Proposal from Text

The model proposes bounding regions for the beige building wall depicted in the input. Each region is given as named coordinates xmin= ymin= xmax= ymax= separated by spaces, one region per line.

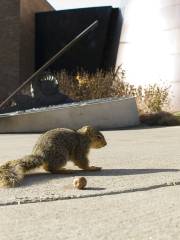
xmin=116 ymin=0 xmax=180 ymax=111
xmin=0 ymin=0 xmax=54 ymax=103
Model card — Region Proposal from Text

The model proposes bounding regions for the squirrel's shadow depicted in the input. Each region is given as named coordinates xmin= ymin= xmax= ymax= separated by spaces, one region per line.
xmin=22 ymin=168 xmax=180 ymax=187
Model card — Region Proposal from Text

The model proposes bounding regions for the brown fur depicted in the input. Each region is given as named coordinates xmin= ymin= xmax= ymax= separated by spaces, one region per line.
xmin=0 ymin=126 xmax=107 ymax=187
xmin=140 ymin=111 xmax=180 ymax=126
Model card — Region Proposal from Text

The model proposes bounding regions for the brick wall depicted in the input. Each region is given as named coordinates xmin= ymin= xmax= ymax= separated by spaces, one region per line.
xmin=0 ymin=0 xmax=20 ymax=102
xmin=0 ymin=0 xmax=54 ymax=103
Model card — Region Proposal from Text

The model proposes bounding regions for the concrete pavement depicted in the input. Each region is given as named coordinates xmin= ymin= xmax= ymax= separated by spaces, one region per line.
xmin=0 ymin=126 xmax=180 ymax=239
xmin=0 ymin=186 xmax=180 ymax=240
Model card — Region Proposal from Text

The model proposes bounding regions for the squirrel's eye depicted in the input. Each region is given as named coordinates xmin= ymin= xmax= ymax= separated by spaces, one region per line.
xmin=97 ymin=135 xmax=102 ymax=140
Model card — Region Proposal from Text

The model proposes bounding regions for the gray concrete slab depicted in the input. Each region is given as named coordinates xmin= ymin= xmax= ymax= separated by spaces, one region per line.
xmin=0 ymin=186 xmax=180 ymax=240
xmin=0 ymin=126 xmax=180 ymax=205
xmin=0 ymin=97 xmax=139 ymax=133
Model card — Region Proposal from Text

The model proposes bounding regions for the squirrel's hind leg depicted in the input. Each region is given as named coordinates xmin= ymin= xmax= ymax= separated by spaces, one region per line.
xmin=43 ymin=154 xmax=71 ymax=174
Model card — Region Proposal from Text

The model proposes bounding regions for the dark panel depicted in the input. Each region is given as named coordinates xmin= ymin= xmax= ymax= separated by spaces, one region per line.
xmin=35 ymin=7 xmax=122 ymax=73
xmin=102 ymin=8 xmax=123 ymax=70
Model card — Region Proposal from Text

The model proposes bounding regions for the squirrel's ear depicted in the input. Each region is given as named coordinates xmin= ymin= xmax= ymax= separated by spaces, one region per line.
xmin=80 ymin=126 xmax=93 ymax=135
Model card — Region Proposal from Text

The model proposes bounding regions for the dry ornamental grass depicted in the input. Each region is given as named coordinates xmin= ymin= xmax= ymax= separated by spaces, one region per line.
xmin=55 ymin=66 xmax=170 ymax=114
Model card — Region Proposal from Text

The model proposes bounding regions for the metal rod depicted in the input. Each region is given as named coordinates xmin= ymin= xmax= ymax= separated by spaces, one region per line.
xmin=0 ymin=20 xmax=98 ymax=109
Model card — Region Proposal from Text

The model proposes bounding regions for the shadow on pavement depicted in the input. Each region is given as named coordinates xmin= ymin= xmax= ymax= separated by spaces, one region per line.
xmin=21 ymin=168 xmax=180 ymax=187
xmin=94 ymin=168 xmax=180 ymax=176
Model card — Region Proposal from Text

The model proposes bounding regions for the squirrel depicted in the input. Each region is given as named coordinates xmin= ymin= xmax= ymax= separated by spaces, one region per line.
xmin=0 ymin=126 xmax=107 ymax=188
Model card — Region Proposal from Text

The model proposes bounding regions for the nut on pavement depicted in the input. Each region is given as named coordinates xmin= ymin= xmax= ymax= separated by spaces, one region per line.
xmin=73 ymin=177 xmax=87 ymax=189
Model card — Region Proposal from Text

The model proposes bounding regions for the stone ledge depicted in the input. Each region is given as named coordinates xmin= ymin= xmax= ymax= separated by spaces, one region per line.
xmin=0 ymin=97 xmax=140 ymax=133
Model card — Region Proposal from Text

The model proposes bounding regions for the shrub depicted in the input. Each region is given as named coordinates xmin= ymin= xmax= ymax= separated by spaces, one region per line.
xmin=55 ymin=69 xmax=114 ymax=101
xmin=55 ymin=67 xmax=170 ymax=113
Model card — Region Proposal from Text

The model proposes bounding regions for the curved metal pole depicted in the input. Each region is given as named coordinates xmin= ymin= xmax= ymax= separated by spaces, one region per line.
xmin=0 ymin=20 xmax=98 ymax=109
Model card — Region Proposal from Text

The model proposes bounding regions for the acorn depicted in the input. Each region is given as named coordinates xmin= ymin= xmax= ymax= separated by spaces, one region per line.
xmin=73 ymin=177 xmax=87 ymax=190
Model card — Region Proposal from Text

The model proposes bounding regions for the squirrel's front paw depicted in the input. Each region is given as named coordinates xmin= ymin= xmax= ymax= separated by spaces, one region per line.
xmin=88 ymin=166 xmax=102 ymax=171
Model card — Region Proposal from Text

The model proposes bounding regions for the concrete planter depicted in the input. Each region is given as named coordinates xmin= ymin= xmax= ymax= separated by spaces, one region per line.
xmin=0 ymin=97 xmax=139 ymax=133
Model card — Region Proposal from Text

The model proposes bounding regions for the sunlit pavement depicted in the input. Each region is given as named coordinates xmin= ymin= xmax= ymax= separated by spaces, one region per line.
xmin=0 ymin=126 xmax=180 ymax=239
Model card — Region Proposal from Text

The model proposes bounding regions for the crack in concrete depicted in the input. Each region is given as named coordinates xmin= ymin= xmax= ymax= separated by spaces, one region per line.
xmin=0 ymin=181 xmax=180 ymax=207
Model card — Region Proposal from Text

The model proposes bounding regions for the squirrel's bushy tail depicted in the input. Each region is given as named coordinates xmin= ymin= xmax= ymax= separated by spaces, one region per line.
xmin=0 ymin=155 xmax=44 ymax=187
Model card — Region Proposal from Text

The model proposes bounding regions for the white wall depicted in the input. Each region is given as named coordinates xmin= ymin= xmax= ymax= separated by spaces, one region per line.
xmin=116 ymin=0 xmax=180 ymax=111
xmin=47 ymin=0 xmax=120 ymax=10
